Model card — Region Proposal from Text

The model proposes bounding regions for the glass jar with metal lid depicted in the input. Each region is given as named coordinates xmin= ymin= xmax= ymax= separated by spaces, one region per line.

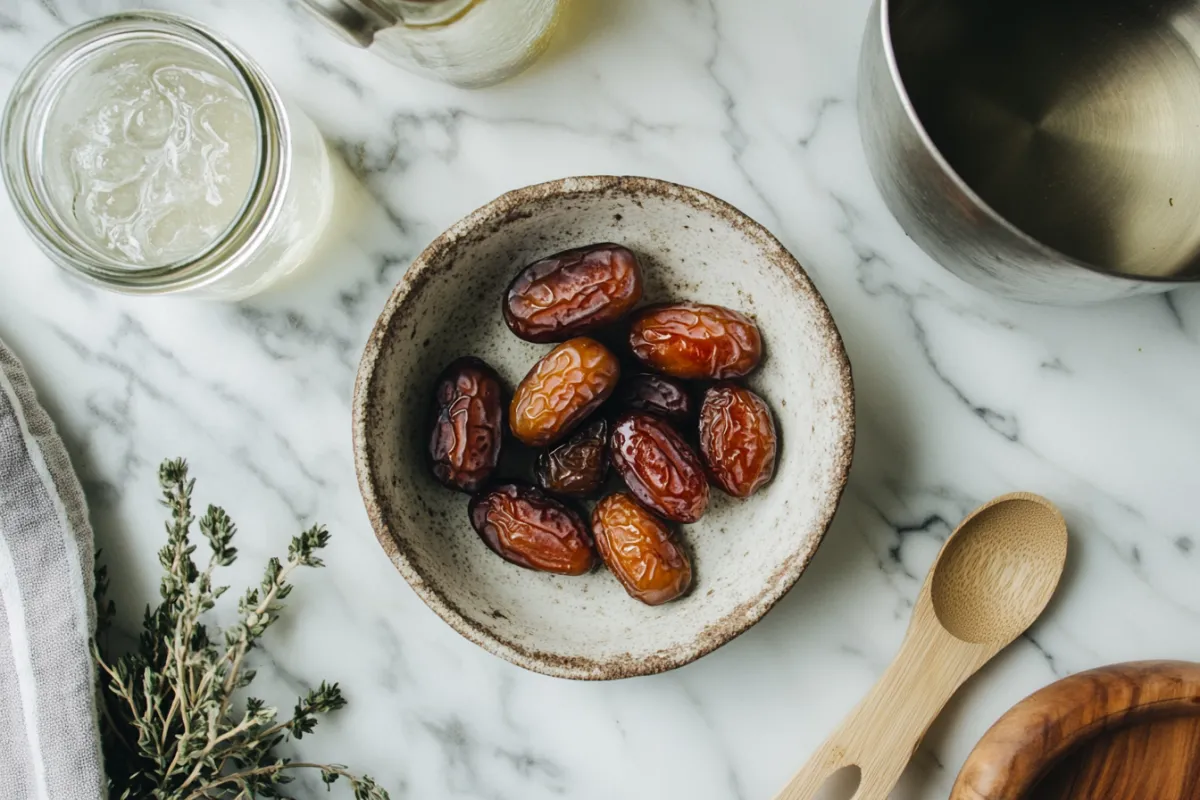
xmin=2 ymin=12 xmax=335 ymax=299
xmin=300 ymin=0 xmax=564 ymax=88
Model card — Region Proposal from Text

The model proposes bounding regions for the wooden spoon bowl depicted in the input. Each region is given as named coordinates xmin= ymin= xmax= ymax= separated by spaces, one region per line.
xmin=775 ymin=493 xmax=1068 ymax=800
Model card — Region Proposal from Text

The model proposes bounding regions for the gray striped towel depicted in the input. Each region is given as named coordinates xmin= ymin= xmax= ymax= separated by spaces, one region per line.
xmin=0 ymin=338 xmax=105 ymax=799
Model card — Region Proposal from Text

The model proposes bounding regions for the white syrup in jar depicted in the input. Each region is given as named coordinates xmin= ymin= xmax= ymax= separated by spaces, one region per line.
xmin=43 ymin=41 xmax=258 ymax=269
xmin=5 ymin=12 xmax=339 ymax=298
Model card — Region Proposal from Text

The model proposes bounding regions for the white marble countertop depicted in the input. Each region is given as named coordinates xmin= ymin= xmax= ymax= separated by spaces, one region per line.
xmin=3 ymin=0 xmax=1200 ymax=797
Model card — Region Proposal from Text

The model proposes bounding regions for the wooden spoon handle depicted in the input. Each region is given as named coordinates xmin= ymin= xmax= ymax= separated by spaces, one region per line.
xmin=776 ymin=616 xmax=994 ymax=800
xmin=771 ymin=746 xmax=905 ymax=800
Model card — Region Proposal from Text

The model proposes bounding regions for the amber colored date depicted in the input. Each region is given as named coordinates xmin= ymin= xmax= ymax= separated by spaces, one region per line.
xmin=629 ymin=303 xmax=762 ymax=380
xmin=699 ymin=383 xmax=778 ymax=498
xmin=510 ymin=337 xmax=620 ymax=447
xmin=535 ymin=419 xmax=609 ymax=497
xmin=617 ymin=373 xmax=693 ymax=422
xmin=592 ymin=493 xmax=692 ymax=605
xmin=469 ymin=484 xmax=597 ymax=575
xmin=427 ymin=357 xmax=504 ymax=493
xmin=504 ymin=244 xmax=644 ymax=343
xmin=610 ymin=412 xmax=709 ymax=523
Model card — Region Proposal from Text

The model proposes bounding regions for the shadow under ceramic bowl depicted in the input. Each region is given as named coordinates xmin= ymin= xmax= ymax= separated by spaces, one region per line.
xmin=352 ymin=176 xmax=855 ymax=680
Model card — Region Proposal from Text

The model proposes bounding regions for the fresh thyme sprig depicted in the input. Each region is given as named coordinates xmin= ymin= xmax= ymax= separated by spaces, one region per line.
xmin=94 ymin=458 xmax=389 ymax=800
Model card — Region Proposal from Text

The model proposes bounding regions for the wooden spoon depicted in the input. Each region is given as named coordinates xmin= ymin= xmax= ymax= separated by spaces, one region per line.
xmin=774 ymin=492 xmax=1068 ymax=800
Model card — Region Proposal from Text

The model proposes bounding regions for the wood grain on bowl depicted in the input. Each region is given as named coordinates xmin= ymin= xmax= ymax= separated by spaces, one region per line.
xmin=351 ymin=175 xmax=854 ymax=680
xmin=951 ymin=661 xmax=1200 ymax=800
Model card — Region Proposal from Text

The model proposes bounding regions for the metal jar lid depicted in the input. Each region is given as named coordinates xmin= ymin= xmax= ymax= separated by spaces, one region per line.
xmin=298 ymin=0 xmax=473 ymax=47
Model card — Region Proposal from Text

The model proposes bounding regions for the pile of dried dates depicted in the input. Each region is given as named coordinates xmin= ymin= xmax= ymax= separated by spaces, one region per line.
xmin=427 ymin=243 xmax=779 ymax=606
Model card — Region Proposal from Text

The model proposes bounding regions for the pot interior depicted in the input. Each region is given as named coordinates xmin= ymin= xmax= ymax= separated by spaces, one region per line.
xmin=890 ymin=0 xmax=1200 ymax=279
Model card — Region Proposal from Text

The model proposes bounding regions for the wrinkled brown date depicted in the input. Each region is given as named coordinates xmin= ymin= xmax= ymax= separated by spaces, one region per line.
xmin=617 ymin=373 xmax=693 ymax=422
xmin=469 ymin=484 xmax=597 ymax=575
xmin=427 ymin=357 xmax=504 ymax=493
xmin=535 ymin=419 xmax=609 ymax=497
xmin=592 ymin=493 xmax=692 ymax=605
xmin=510 ymin=337 xmax=620 ymax=447
xmin=504 ymin=244 xmax=644 ymax=343
xmin=629 ymin=303 xmax=762 ymax=380
xmin=700 ymin=383 xmax=778 ymax=498
xmin=610 ymin=412 xmax=709 ymax=523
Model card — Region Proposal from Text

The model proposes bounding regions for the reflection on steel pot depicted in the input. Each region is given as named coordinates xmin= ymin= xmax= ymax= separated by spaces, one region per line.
xmin=859 ymin=0 xmax=1200 ymax=303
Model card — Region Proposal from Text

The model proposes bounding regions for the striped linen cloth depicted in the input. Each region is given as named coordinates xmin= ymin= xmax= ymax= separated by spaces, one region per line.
xmin=0 ymin=338 xmax=104 ymax=799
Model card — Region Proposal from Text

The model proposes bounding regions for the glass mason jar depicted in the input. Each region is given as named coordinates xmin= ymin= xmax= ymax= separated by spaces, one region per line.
xmin=2 ymin=12 xmax=334 ymax=300
xmin=300 ymin=0 xmax=563 ymax=88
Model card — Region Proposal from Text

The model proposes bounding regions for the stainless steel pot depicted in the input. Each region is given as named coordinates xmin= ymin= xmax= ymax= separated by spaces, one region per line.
xmin=859 ymin=0 xmax=1200 ymax=303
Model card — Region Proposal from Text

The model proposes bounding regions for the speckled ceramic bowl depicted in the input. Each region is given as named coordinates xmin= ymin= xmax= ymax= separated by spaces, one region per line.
xmin=352 ymin=176 xmax=854 ymax=680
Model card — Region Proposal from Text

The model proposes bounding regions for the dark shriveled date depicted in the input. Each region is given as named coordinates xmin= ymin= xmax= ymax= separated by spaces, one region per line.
xmin=629 ymin=303 xmax=762 ymax=380
xmin=593 ymin=493 xmax=692 ymax=606
xmin=617 ymin=373 xmax=693 ymax=422
xmin=469 ymin=484 xmax=597 ymax=575
xmin=427 ymin=357 xmax=504 ymax=493
xmin=610 ymin=412 xmax=709 ymax=523
xmin=700 ymin=383 xmax=778 ymax=498
xmin=504 ymin=244 xmax=644 ymax=343
xmin=535 ymin=419 xmax=609 ymax=497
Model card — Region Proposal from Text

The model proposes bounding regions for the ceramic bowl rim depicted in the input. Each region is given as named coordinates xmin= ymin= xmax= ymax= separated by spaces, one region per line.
xmin=351 ymin=174 xmax=856 ymax=680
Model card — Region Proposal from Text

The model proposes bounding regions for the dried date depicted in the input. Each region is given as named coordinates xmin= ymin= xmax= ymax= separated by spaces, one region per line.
xmin=427 ymin=357 xmax=504 ymax=493
xmin=699 ymin=383 xmax=778 ymax=498
xmin=535 ymin=419 xmax=609 ymax=497
xmin=469 ymin=484 xmax=597 ymax=575
xmin=617 ymin=373 xmax=693 ymax=422
xmin=610 ymin=411 xmax=709 ymax=523
xmin=629 ymin=303 xmax=762 ymax=380
xmin=504 ymin=244 xmax=644 ymax=343
xmin=510 ymin=337 xmax=620 ymax=447
xmin=593 ymin=493 xmax=692 ymax=605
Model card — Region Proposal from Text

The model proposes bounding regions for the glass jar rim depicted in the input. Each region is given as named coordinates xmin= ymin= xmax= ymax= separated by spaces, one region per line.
xmin=1 ymin=11 xmax=290 ymax=293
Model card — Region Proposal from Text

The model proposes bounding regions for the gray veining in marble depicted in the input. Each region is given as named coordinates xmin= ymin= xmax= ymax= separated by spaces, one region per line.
xmin=1 ymin=0 xmax=1199 ymax=797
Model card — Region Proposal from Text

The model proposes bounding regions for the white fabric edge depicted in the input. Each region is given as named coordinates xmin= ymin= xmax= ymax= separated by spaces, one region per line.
xmin=0 ymin=364 xmax=86 ymax=800
xmin=0 ymin=528 xmax=51 ymax=800
xmin=0 ymin=365 xmax=92 ymax=662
